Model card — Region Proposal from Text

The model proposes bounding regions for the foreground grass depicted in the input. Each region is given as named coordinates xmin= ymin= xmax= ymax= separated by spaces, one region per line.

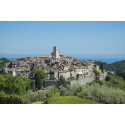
xmin=32 ymin=101 xmax=44 ymax=104
xmin=32 ymin=96 xmax=100 ymax=104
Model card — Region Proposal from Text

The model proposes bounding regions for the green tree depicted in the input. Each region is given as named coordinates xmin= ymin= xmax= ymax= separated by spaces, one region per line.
xmin=68 ymin=73 xmax=75 ymax=80
xmin=31 ymin=81 xmax=36 ymax=91
xmin=4 ymin=74 xmax=28 ymax=95
xmin=74 ymin=86 xmax=82 ymax=96
xmin=105 ymin=75 xmax=111 ymax=81
xmin=0 ymin=74 xmax=5 ymax=91
xmin=26 ymin=80 xmax=31 ymax=91
xmin=58 ymin=75 xmax=66 ymax=87
xmin=76 ymin=74 xmax=79 ymax=80
xmin=93 ymin=69 xmax=100 ymax=76
xmin=0 ymin=92 xmax=26 ymax=104
xmin=117 ymin=69 xmax=125 ymax=80
xmin=34 ymin=69 xmax=47 ymax=90
xmin=50 ymin=86 xmax=58 ymax=98
xmin=100 ymin=63 xmax=104 ymax=72
xmin=100 ymin=63 xmax=103 ymax=70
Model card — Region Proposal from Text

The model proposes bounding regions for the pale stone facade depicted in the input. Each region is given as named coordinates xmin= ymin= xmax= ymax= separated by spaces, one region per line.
xmin=51 ymin=46 xmax=60 ymax=59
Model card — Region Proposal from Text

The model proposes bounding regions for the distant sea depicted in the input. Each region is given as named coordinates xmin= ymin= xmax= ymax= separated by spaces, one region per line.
xmin=70 ymin=55 xmax=125 ymax=64
xmin=78 ymin=58 xmax=125 ymax=64
xmin=0 ymin=54 xmax=125 ymax=64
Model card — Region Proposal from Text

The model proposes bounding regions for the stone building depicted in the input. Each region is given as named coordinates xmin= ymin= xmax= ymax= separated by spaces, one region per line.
xmin=3 ymin=46 xmax=107 ymax=86
xmin=51 ymin=46 xmax=60 ymax=59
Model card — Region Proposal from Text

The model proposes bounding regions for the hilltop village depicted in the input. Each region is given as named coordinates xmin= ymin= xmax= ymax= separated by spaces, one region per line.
xmin=3 ymin=46 xmax=107 ymax=87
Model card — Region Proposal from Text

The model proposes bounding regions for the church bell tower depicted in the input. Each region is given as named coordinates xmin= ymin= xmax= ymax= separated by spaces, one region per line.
xmin=51 ymin=46 xmax=60 ymax=59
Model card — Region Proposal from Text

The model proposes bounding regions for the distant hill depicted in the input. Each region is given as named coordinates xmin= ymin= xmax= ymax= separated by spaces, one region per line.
xmin=95 ymin=60 xmax=125 ymax=72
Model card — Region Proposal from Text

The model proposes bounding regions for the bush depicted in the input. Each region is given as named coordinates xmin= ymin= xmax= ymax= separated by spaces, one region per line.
xmin=104 ymin=74 xmax=125 ymax=90
xmin=93 ymin=69 xmax=100 ymax=76
xmin=58 ymin=76 xmax=66 ymax=87
xmin=23 ymin=86 xmax=57 ymax=103
xmin=31 ymin=80 xmax=36 ymax=92
xmin=23 ymin=90 xmax=47 ymax=103
xmin=0 ymin=92 xmax=26 ymax=104
xmin=74 ymin=86 xmax=82 ymax=96
xmin=89 ymin=80 xmax=104 ymax=86
xmin=67 ymin=73 xmax=76 ymax=80
xmin=112 ymin=80 xmax=120 ymax=85
xmin=117 ymin=69 xmax=125 ymax=80
xmin=58 ymin=84 xmax=83 ymax=96
xmin=77 ymin=83 xmax=125 ymax=104
xmin=59 ymin=86 xmax=70 ymax=96
xmin=105 ymin=75 xmax=111 ymax=81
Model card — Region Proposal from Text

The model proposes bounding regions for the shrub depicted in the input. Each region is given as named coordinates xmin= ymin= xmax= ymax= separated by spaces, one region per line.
xmin=31 ymin=80 xmax=36 ymax=92
xmin=59 ymin=85 xmax=70 ymax=96
xmin=0 ymin=92 xmax=26 ymax=104
xmin=67 ymin=73 xmax=76 ymax=80
xmin=93 ymin=69 xmax=100 ymax=76
xmin=77 ymin=83 xmax=125 ymax=104
xmin=104 ymin=74 xmax=125 ymax=90
xmin=74 ymin=86 xmax=82 ymax=96
xmin=0 ymin=74 xmax=5 ymax=91
xmin=112 ymin=80 xmax=120 ymax=85
xmin=58 ymin=84 xmax=83 ymax=96
xmin=105 ymin=75 xmax=111 ymax=81
xmin=23 ymin=90 xmax=47 ymax=103
xmin=58 ymin=76 xmax=66 ymax=87
xmin=23 ymin=86 xmax=56 ymax=103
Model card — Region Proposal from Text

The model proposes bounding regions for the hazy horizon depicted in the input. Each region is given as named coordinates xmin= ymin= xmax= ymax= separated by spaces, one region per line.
xmin=0 ymin=53 xmax=125 ymax=64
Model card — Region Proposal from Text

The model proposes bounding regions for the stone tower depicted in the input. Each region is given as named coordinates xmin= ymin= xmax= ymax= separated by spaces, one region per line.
xmin=51 ymin=46 xmax=60 ymax=59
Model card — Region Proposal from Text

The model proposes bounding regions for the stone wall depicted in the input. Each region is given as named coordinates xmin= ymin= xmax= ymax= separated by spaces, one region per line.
xmin=43 ymin=72 xmax=107 ymax=88
xmin=96 ymin=72 xmax=107 ymax=81
xmin=70 ymin=76 xmax=95 ymax=86
xmin=43 ymin=80 xmax=59 ymax=88
xmin=43 ymin=76 xmax=95 ymax=88
xmin=43 ymin=79 xmax=70 ymax=88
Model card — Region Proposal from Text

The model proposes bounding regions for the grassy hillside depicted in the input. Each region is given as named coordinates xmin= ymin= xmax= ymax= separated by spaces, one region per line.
xmin=32 ymin=96 xmax=100 ymax=104
xmin=44 ymin=96 xmax=100 ymax=104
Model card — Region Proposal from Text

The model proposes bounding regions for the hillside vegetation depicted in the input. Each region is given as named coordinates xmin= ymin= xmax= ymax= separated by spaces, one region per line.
xmin=78 ymin=83 xmax=125 ymax=104
xmin=44 ymin=96 xmax=100 ymax=104
xmin=95 ymin=60 xmax=125 ymax=72
xmin=32 ymin=96 xmax=100 ymax=104
xmin=91 ymin=74 xmax=125 ymax=90
xmin=104 ymin=75 xmax=125 ymax=90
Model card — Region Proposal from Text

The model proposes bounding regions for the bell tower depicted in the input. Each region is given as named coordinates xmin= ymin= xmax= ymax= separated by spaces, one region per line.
xmin=51 ymin=46 xmax=60 ymax=59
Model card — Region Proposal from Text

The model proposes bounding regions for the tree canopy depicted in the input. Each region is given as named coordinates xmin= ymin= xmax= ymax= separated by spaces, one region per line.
xmin=58 ymin=75 xmax=66 ymax=87
xmin=93 ymin=69 xmax=100 ymax=76
xmin=34 ymin=69 xmax=47 ymax=90
xmin=0 ymin=74 xmax=29 ymax=95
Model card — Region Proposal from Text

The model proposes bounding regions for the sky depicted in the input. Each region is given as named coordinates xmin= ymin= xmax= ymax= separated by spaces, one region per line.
xmin=0 ymin=21 xmax=125 ymax=58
